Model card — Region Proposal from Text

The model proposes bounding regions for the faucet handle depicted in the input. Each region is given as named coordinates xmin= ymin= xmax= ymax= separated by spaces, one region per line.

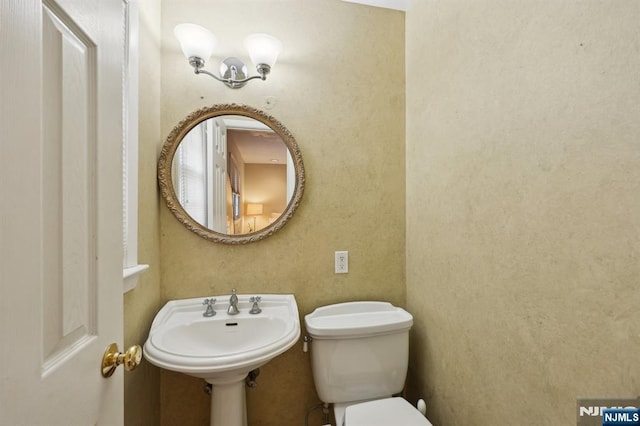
xmin=249 ymin=296 xmax=262 ymax=314
xmin=202 ymin=298 xmax=216 ymax=317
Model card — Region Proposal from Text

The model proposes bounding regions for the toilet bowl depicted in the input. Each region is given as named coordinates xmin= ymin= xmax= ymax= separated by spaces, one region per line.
xmin=304 ymin=301 xmax=433 ymax=426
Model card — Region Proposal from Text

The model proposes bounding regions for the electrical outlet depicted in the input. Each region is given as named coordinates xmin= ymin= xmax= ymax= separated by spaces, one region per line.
xmin=335 ymin=251 xmax=349 ymax=274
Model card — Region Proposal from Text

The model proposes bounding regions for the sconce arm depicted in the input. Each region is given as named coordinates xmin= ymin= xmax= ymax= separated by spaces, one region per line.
xmin=193 ymin=67 xmax=227 ymax=82
xmin=197 ymin=66 xmax=264 ymax=80
xmin=189 ymin=59 xmax=270 ymax=89
xmin=187 ymin=55 xmax=271 ymax=88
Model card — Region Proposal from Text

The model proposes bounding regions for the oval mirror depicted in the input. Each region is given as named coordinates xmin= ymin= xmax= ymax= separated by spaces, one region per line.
xmin=158 ymin=104 xmax=305 ymax=244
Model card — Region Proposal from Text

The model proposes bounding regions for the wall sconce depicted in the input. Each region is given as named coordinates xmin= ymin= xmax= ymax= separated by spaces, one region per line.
xmin=174 ymin=23 xmax=283 ymax=89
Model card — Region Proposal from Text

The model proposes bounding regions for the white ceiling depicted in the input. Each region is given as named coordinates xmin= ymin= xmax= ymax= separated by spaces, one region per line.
xmin=227 ymin=129 xmax=287 ymax=165
xmin=341 ymin=0 xmax=411 ymax=12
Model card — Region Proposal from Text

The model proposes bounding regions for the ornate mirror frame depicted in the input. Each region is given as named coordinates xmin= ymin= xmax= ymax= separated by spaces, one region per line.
xmin=158 ymin=103 xmax=305 ymax=244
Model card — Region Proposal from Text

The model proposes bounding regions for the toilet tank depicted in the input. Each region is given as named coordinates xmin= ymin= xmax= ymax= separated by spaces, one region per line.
xmin=305 ymin=301 xmax=413 ymax=404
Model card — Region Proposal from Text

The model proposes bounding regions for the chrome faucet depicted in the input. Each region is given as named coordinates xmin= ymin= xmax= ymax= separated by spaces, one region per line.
xmin=227 ymin=288 xmax=240 ymax=315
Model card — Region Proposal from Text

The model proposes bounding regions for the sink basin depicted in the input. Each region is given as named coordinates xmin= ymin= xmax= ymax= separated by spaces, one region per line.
xmin=143 ymin=293 xmax=300 ymax=426
xmin=144 ymin=294 xmax=300 ymax=379
xmin=156 ymin=316 xmax=289 ymax=357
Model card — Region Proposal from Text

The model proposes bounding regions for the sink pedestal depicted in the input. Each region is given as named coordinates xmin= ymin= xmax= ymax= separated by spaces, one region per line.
xmin=207 ymin=373 xmax=248 ymax=426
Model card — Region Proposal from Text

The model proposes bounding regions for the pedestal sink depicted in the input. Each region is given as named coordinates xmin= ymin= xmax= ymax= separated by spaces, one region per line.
xmin=143 ymin=294 xmax=300 ymax=426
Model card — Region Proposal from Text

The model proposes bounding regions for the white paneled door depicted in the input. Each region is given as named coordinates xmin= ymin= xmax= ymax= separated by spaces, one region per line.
xmin=1 ymin=0 xmax=125 ymax=424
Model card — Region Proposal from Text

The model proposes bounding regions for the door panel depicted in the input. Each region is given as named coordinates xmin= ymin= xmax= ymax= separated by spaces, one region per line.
xmin=42 ymin=1 xmax=98 ymax=373
xmin=0 ymin=0 xmax=124 ymax=424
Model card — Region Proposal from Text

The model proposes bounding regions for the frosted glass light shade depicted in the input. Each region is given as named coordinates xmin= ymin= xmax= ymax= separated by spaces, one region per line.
xmin=174 ymin=23 xmax=217 ymax=63
xmin=243 ymin=33 xmax=283 ymax=67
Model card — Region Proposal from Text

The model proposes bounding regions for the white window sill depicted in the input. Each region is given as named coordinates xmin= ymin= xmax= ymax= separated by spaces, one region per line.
xmin=123 ymin=264 xmax=149 ymax=294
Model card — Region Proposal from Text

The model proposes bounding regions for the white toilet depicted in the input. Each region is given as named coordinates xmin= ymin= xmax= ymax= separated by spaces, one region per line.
xmin=305 ymin=301 xmax=433 ymax=426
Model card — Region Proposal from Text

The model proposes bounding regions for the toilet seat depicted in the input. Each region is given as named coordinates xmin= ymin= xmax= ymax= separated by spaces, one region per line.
xmin=344 ymin=397 xmax=433 ymax=426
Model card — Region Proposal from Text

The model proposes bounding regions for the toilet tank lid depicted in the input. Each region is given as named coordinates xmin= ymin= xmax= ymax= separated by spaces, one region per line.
xmin=304 ymin=301 xmax=413 ymax=338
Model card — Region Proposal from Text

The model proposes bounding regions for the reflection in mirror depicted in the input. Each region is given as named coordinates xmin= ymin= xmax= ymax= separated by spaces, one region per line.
xmin=159 ymin=104 xmax=305 ymax=244
xmin=173 ymin=116 xmax=292 ymax=234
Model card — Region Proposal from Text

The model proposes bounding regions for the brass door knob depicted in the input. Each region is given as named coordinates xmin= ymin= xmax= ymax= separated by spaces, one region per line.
xmin=101 ymin=343 xmax=142 ymax=378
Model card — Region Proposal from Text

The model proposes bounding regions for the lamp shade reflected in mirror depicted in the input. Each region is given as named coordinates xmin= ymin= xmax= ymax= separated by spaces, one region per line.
xmin=158 ymin=104 xmax=305 ymax=244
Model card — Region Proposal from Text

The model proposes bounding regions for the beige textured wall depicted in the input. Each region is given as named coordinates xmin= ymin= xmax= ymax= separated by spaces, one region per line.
xmin=406 ymin=1 xmax=640 ymax=425
xmin=159 ymin=1 xmax=405 ymax=425
xmin=124 ymin=0 xmax=162 ymax=424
